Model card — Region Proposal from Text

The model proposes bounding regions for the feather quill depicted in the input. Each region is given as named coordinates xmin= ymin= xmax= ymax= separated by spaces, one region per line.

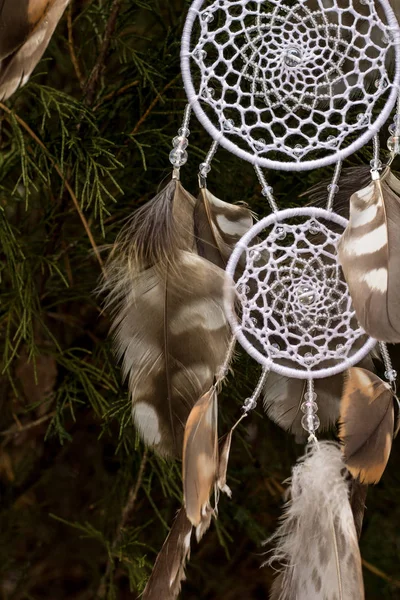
xmin=141 ymin=508 xmax=192 ymax=600
xmin=0 ymin=0 xmax=70 ymax=101
xmin=267 ymin=442 xmax=365 ymax=600
xmin=338 ymin=367 xmax=394 ymax=484
xmin=337 ymin=168 xmax=400 ymax=342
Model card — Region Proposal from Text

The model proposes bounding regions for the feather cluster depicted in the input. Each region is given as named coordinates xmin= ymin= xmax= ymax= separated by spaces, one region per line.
xmin=0 ymin=0 xmax=70 ymax=100
xmin=103 ymin=179 xmax=253 ymax=598
xmin=338 ymin=168 xmax=400 ymax=343
xmin=267 ymin=442 xmax=365 ymax=600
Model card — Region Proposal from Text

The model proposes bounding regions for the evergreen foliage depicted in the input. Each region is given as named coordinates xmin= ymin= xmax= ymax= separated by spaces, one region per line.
xmin=0 ymin=1 xmax=400 ymax=598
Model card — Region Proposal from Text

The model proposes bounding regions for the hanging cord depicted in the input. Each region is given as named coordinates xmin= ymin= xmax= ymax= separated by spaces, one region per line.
xmin=198 ymin=140 xmax=219 ymax=188
xmin=254 ymin=165 xmax=278 ymax=212
xmin=170 ymin=104 xmax=192 ymax=179
xmin=379 ymin=342 xmax=397 ymax=394
xmin=386 ymin=93 xmax=400 ymax=167
xmin=325 ymin=160 xmax=342 ymax=212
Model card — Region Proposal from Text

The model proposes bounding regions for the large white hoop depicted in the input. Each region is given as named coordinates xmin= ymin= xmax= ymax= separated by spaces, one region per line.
xmin=181 ymin=0 xmax=400 ymax=171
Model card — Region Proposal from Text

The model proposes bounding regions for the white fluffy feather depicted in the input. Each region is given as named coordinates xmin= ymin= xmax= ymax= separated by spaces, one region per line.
xmin=266 ymin=442 xmax=364 ymax=600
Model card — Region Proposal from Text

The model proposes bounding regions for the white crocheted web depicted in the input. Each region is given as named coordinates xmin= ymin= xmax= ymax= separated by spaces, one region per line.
xmin=224 ymin=207 xmax=376 ymax=379
xmin=181 ymin=0 xmax=400 ymax=171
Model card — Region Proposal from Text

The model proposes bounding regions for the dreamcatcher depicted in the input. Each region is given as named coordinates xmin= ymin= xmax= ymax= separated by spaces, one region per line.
xmin=103 ymin=1 xmax=400 ymax=598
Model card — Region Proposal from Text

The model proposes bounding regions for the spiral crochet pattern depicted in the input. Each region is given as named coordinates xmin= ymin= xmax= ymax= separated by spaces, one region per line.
xmin=224 ymin=208 xmax=376 ymax=378
xmin=181 ymin=0 xmax=400 ymax=170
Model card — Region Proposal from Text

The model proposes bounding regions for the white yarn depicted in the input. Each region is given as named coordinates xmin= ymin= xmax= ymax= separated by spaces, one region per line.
xmin=181 ymin=0 xmax=400 ymax=171
xmin=224 ymin=207 xmax=376 ymax=379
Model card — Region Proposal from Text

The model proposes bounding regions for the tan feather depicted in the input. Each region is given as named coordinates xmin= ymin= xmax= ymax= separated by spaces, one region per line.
xmin=102 ymin=178 xmax=231 ymax=457
xmin=194 ymin=188 xmax=253 ymax=268
xmin=337 ymin=168 xmax=400 ymax=343
xmin=183 ymin=386 xmax=218 ymax=527
xmin=339 ymin=367 xmax=394 ymax=484
xmin=267 ymin=442 xmax=365 ymax=600
xmin=0 ymin=0 xmax=70 ymax=101
xmin=141 ymin=508 xmax=192 ymax=600
xmin=104 ymin=251 xmax=230 ymax=458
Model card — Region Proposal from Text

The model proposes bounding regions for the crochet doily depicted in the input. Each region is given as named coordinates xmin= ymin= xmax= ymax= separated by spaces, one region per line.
xmin=181 ymin=0 xmax=400 ymax=171
xmin=224 ymin=207 xmax=376 ymax=379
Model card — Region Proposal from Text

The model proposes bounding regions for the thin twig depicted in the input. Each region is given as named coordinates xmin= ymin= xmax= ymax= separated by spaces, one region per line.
xmin=0 ymin=412 xmax=56 ymax=436
xmin=84 ymin=0 xmax=123 ymax=107
xmin=362 ymin=559 xmax=400 ymax=587
xmin=93 ymin=80 xmax=139 ymax=111
xmin=128 ymin=74 xmax=180 ymax=137
xmin=67 ymin=3 xmax=85 ymax=88
xmin=0 ymin=102 xmax=105 ymax=274
xmin=96 ymin=449 xmax=148 ymax=599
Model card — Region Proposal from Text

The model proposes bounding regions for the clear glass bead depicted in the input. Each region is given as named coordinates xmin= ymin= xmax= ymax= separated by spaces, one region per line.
xmin=172 ymin=135 xmax=188 ymax=150
xmin=254 ymin=138 xmax=266 ymax=151
xmin=370 ymin=158 xmax=382 ymax=170
xmin=201 ymin=10 xmax=214 ymax=22
xmin=284 ymin=47 xmax=302 ymax=67
xmin=304 ymin=391 xmax=317 ymax=402
xmin=308 ymin=220 xmax=320 ymax=235
xmin=388 ymin=123 xmax=396 ymax=135
xmin=223 ymin=118 xmax=235 ymax=131
xmin=250 ymin=249 xmax=261 ymax=261
xmin=327 ymin=135 xmax=336 ymax=145
xmin=178 ymin=127 xmax=190 ymax=137
xmin=294 ymin=144 xmax=303 ymax=156
xmin=301 ymin=400 xmax=318 ymax=413
xmin=387 ymin=136 xmax=400 ymax=154
xmin=301 ymin=413 xmax=320 ymax=433
xmin=261 ymin=185 xmax=273 ymax=197
xmin=275 ymin=226 xmax=286 ymax=240
xmin=297 ymin=285 xmax=317 ymax=306
xmin=169 ymin=148 xmax=188 ymax=167
xmin=199 ymin=162 xmax=211 ymax=175
xmin=327 ymin=183 xmax=339 ymax=194
xmin=385 ymin=369 xmax=397 ymax=381
xmin=304 ymin=352 xmax=314 ymax=363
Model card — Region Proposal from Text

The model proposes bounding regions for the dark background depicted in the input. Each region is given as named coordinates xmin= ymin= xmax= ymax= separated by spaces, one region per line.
xmin=0 ymin=1 xmax=399 ymax=598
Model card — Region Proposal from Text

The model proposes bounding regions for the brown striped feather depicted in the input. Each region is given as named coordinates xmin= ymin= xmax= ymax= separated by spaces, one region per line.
xmin=339 ymin=367 xmax=394 ymax=484
xmin=337 ymin=169 xmax=400 ymax=342
xmin=194 ymin=188 xmax=253 ymax=268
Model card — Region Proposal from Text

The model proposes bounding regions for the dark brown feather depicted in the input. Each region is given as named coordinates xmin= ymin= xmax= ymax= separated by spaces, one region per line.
xmin=339 ymin=367 xmax=394 ymax=484
xmin=349 ymin=476 xmax=368 ymax=539
xmin=142 ymin=508 xmax=192 ymax=600
xmin=0 ymin=0 xmax=70 ymax=101
xmin=112 ymin=179 xmax=196 ymax=272
xmin=303 ymin=165 xmax=371 ymax=218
